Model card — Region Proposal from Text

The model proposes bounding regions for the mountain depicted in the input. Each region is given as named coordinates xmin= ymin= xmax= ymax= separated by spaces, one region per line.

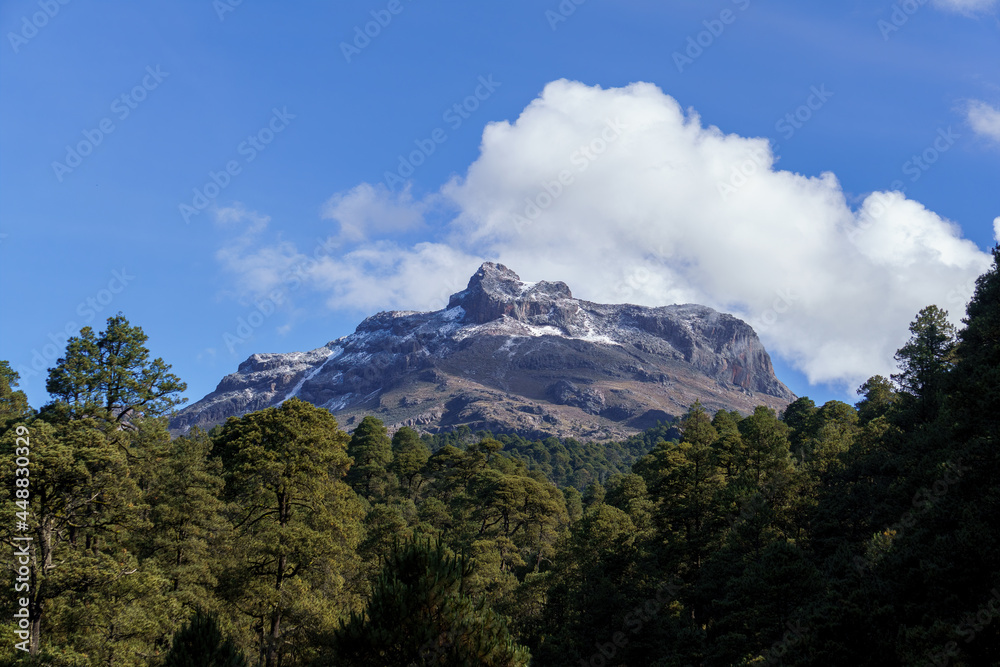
xmin=171 ymin=263 xmax=795 ymax=440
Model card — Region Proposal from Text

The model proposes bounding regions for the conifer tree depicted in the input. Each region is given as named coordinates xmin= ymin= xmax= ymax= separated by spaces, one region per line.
xmin=0 ymin=316 xmax=188 ymax=662
xmin=326 ymin=537 xmax=530 ymax=666
xmin=854 ymin=374 xmax=897 ymax=425
xmin=782 ymin=396 xmax=817 ymax=456
xmin=0 ymin=361 xmax=32 ymax=433
xmin=389 ymin=426 xmax=431 ymax=498
xmin=214 ymin=398 xmax=365 ymax=667
xmin=891 ymin=305 xmax=956 ymax=419
xmin=346 ymin=415 xmax=394 ymax=498
xmin=0 ymin=417 xmax=142 ymax=656
xmin=736 ymin=406 xmax=795 ymax=491
xmin=140 ymin=428 xmax=229 ymax=609
xmin=44 ymin=314 xmax=186 ymax=427
xmin=163 ymin=611 xmax=247 ymax=667
xmin=710 ymin=408 xmax=744 ymax=479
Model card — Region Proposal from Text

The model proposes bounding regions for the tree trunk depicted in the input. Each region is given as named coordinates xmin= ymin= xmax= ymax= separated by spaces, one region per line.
xmin=27 ymin=518 xmax=55 ymax=655
xmin=266 ymin=491 xmax=289 ymax=667
xmin=266 ymin=605 xmax=282 ymax=667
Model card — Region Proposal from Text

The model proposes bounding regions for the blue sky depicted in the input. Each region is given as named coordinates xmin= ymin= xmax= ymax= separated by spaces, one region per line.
xmin=2 ymin=0 xmax=998 ymax=414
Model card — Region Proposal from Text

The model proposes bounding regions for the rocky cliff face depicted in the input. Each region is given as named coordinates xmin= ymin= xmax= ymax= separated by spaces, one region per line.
xmin=171 ymin=263 xmax=795 ymax=439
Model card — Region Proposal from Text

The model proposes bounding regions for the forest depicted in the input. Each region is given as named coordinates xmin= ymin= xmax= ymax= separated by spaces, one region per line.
xmin=0 ymin=247 xmax=997 ymax=666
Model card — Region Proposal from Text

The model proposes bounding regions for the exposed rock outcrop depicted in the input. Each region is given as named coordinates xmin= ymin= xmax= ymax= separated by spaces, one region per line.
xmin=171 ymin=263 xmax=795 ymax=439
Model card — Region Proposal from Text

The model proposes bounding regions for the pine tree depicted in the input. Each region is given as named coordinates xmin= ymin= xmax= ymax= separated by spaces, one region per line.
xmin=642 ymin=405 xmax=723 ymax=569
xmin=0 ymin=417 xmax=142 ymax=656
xmin=855 ymin=374 xmax=897 ymax=425
xmin=735 ymin=406 xmax=794 ymax=491
xmin=345 ymin=416 xmax=394 ymax=498
xmin=533 ymin=504 xmax=649 ymax=666
xmin=797 ymin=401 xmax=858 ymax=473
xmin=891 ymin=305 xmax=956 ymax=418
xmin=562 ymin=487 xmax=583 ymax=522
xmin=0 ymin=361 xmax=32 ymax=433
xmin=782 ymin=396 xmax=817 ymax=456
xmin=326 ymin=537 xmax=530 ymax=666
xmin=214 ymin=398 xmax=365 ymax=667
xmin=44 ymin=314 xmax=186 ymax=427
xmin=389 ymin=426 xmax=431 ymax=498
xmin=0 ymin=316 xmax=190 ymax=662
xmin=140 ymin=428 xmax=229 ymax=610
xmin=785 ymin=252 xmax=1000 ymax=664
xmin=162 ymin=611 xmax=247 ymax=667
xmin=710 ymin=408 xmax=744 ymax=479
xmin=947 ymin=246 xmax=1000 ymax=432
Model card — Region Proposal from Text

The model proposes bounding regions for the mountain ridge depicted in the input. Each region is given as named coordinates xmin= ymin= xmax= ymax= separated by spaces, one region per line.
xmin=171 ymin=263 xmax=795 ymax=439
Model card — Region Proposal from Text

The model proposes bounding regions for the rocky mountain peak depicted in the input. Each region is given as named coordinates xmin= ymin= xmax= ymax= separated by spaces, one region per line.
xmin=448 ymin=262 xmax=574 ymax=325
xmin=464 ymin=262 xmax=524 ymax=297
xmin=171 ymin=263 xmax=795 ymax=440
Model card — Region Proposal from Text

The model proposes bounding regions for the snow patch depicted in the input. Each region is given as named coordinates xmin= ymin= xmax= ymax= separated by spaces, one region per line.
xmin=282 ymin=347 xmax=342 ymax=402
xmin=498 ymin=336 xmax=521 ymax=356
xmin=523 ymin=324 xmax=564 ymax=337
xmin=577 ymin=332 xmax=621 ymax=346
xmin=325 ymin=394 xmax=351 ymax=412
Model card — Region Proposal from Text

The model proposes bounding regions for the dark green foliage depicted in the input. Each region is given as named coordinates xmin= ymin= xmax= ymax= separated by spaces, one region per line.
xmin=0 ymin=410 xmax=148 ymax=659
xmin=419 ymin=422 xmax=676 ymax=490
xmin=43 ymin=314 xmax=186 ymax=426
xmin=562 ymin=486 xmax=583 ymax=522
xmin=781 ymin=396 xmax=816 ymax=439
xmin=891 ymin=304 xmax=956 ymax=399
xmin=780 ymin=250 xmax=1000 ymax=665
xmin=346 ymin=415 xmax=394 ymax=497
xmin=163 ymin=612 xmax=247 ymax=667
xmin=532 ymin=504 xmax=645 ymax=665
xmin=214 ymin=398 xmax=365 ymax=667
xmin=795 ymin=400 xmax=858 ymax=473
xmin=390 ymin=426 xmax=431 ymax=497
xmin=0 ymin=361 xmax=32 ymax=432
xmin=325 ymin=537 xmax=530 ymax=666
xmin=582 ymin=480 xmax=606 ymax=507
xmin=891 ymin=305 xmax=957 ymax=423
xmin=855 ymin=374 xmax=897 ymax=424
xmin=139 ymin=428 xmax=228 ymax=608
xmin=8 ymin=248 xmax=1000 ymax=667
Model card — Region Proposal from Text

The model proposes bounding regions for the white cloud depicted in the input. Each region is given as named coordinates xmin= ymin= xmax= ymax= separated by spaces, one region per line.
xmin=215 ymin=204 xmax=269 ymax=236
xmin=967 ymin=100 xmax=1000 ymax=143
xmin=994 ymin=217 xmax=1000 ymax=244
xmin=213 ymin=195 xmax=482 ymax=314
xmin=309 ymin=241 xmax=483 ymax=313
xmin=218 ymin=80 xmax=992 ymax=393
xmin=214 ymin=205 xmax=302 ymax=297
xmin=932 ymin=0 xmax=998 ymax=14
xmin=322 ymin=183 xmax=427 ymax=242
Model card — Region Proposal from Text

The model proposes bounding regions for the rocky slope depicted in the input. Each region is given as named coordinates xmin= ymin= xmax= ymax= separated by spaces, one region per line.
xmin=171 ymin=263 xmax=795 ymax=440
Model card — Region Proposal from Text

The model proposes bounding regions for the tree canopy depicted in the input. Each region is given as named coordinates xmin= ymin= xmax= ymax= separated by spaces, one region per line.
xmin=3 ymin=248 xmax=1000 ymax=665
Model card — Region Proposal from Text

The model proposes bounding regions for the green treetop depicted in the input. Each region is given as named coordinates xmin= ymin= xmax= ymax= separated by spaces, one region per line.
xmin=44 ymin=314 xmax=186 ymax=426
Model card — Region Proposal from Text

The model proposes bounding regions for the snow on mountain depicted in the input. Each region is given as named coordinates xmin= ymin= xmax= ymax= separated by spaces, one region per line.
xmin=170 ymin=263 xmax=795 ymax=439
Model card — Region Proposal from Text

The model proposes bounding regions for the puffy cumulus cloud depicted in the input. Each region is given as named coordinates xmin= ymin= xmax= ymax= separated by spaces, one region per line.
xmin=931 ymin=0 xmax=998 ymax=14
xmin=436 ymin=80 xmax=989 ymax=389
xmin=994 ymin=217 xmax=1000 ymax=244
xmin=219 ymin=80 xmax=992 ymax=392
xmin=967 ymin=100 xmax=1000 ymax=143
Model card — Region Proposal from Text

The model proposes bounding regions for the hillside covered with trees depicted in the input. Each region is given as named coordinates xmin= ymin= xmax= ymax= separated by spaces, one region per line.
xmin=1 ymin=247 xmax=998 ymax=666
